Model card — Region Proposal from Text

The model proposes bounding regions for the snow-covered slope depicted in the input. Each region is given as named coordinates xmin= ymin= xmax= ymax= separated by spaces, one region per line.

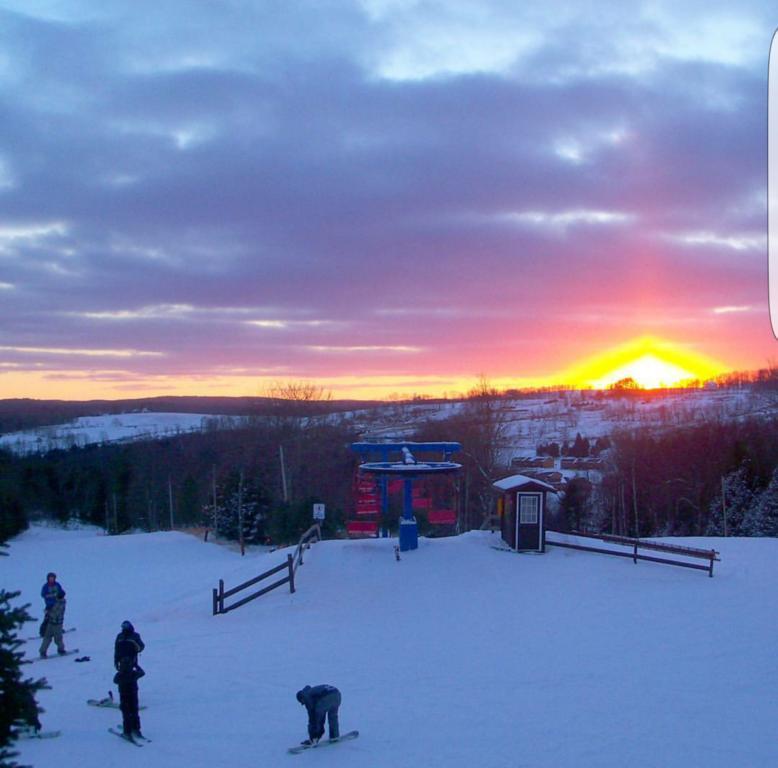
xmin=0 ymin=412 xmax=217 ymax=455
xmin=3 ymin=526 xmax=777 ymax=768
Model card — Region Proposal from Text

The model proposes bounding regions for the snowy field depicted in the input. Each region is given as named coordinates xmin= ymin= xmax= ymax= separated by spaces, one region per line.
xmin=1 ymin=388 xmax=775 ymax=458
xmin=3 ymin=525 xmax=778 ymax=768
xmin=0 ymin=412 xmax=216 ymax=455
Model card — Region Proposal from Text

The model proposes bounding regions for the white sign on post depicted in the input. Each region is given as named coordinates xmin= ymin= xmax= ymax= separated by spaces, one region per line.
xmin=313 ymin=503 xmax=326 ymax=520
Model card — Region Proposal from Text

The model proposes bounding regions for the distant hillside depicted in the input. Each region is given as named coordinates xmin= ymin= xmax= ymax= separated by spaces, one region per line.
xmin=0 ymin=396 xmax=381 ymax=434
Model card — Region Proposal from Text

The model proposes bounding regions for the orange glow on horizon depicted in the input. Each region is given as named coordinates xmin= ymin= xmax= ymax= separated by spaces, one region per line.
xmin=0 ymin=337 xmax=731 ymax=401
xmin=561 ymin=337 xmax=726 ymax=390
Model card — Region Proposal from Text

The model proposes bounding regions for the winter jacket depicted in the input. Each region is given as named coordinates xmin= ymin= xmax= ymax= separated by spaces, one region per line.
xmin=113 ymin=661 xmax=145 ymax=692
xmin=41 ymin=581 xmax=65 ymax=609
xmin=114 ymin=630 xmax=145 ymax=668
xmin=44 ymin=598 xmax=66 ymax=628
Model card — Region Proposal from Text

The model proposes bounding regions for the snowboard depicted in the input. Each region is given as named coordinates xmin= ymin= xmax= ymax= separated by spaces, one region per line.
xmin=108 ymin=728 xmax=143 ymax=747
xmin=31 ymin=648 xmax=79 ymax=663
xmin=17 ymin=729 xmax=61 ymax=740
xmin=288 ymin=730 xmax=359 ymax=754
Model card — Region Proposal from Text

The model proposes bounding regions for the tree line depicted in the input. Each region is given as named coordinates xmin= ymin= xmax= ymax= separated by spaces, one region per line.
xmin=563 ymin=417 xmax=778 ymax=537
xmin=0 ymin=417 xmax=359 ymax=547
xmin=2 ymin=391 xmax=777 ymax=546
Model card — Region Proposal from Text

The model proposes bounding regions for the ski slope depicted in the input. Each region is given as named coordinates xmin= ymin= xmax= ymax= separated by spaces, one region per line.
xmin=3 ymin=525 xmax=778 ymax=768
xmin=0 ymin=412 xmax=217 ymax=455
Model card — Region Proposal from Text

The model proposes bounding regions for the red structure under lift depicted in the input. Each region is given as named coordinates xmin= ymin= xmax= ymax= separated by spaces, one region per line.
xmin=348 ymin=441 xmax=462 ymax=546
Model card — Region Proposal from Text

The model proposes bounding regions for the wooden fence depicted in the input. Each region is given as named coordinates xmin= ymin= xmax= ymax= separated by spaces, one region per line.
xmin=545 ymin=529 xmax=720 ymax=577
xmin=212 ymin=523 xmax=322 ymax=615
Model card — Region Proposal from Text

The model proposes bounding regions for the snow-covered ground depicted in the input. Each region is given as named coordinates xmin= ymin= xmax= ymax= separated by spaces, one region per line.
xmin=3 ymin=525 xmax=777 ymax=768
xmin=1 ymin=388 xmax=775 ymax=458
xmin=0 ymin=413 xmax=217 ymax=455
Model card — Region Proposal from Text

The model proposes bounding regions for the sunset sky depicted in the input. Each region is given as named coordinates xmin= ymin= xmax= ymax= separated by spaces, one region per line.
xmin=0 ymin=1 xmax=776 ymax=400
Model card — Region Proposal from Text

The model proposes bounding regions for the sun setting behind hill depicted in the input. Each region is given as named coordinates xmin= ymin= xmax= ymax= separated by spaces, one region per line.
xmin=562 ymin=337 xmax=725 ymax=390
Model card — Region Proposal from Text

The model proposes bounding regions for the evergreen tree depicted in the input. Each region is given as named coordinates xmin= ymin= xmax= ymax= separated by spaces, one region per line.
xmin=0 ymin=589 xmax=48 ymax=768
xmin=210 ymin=471 xmax=268 ymax=544
xmin=560 ymin=477 xmax=593 ymax=531
xmin=0 ymin=495 xmax=26 ymax=545
xmin=570 ymin=433 xmax=590 ymax=458
xmin=267 ymin=497 xmax=323 ymax=545
xmin=742 ymin=468 xmax=778 ymax=537
xmin=705 ymin=466 xmax=755 ymax=536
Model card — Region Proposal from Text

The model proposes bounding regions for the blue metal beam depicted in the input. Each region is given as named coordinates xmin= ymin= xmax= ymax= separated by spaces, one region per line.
xmin=351 ymin=441 xmax=461 ymax=460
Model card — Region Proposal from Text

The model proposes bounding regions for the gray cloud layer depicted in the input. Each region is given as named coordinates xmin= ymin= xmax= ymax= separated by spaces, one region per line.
xmin=0 ymin=1 xmax=774 ymax=391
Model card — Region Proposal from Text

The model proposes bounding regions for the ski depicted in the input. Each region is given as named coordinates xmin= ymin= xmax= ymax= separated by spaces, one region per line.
xmin=23 ymin=627 xmax=76 ymax=642
xmin=288 ymin=730 xmax=359 ymax=754
xmin=17 ymin=729 xmax=61 ymax=740
xmin=88 ymin=694 xmax=146 ymax=710
xmin=117 ymin=725 xmax=151 ymax=742
xmin=31 ymin=648 xmax=79 ymax=663
xmin=108 ymin=728 xmax=143 ymax=747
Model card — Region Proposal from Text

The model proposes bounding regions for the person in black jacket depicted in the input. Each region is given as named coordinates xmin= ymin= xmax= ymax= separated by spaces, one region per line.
xmin=295 ymin=684 xmax=341 ymax=745
xmin=114 ymin=620 xmax=145 ymax=671
xmin=113 ymin=656 xmax=145 ymax=739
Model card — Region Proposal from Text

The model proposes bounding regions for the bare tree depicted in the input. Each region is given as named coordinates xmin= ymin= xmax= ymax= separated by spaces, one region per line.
xmin=259 ymin=381 xmax=332 ymax=430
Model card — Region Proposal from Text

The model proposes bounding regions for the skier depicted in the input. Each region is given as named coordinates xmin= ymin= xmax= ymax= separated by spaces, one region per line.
xmin=114 ymin=620 xmax=145 ymax=671
xmin=39 ymin=573 xmax=67 ymax=658
xmin=113 ymin=655 xmax=145 ymax=740
xmin=295 ymin=684 xmax=341 ymax=745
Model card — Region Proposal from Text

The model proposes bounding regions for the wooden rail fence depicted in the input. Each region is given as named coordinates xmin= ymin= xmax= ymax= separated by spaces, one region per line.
xmin=545 ymin=529 xmax=721 ymax=577
xmin=212 ymin=523 xmax=321 ymax=615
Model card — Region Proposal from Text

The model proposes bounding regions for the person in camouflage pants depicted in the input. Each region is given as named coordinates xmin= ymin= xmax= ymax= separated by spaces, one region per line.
xmin=39 ymin=595 xmax=67 ymax=657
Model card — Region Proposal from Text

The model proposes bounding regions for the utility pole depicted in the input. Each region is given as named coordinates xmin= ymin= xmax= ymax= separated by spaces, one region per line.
xmin=238 ymin=469 xmax=245 ymax=556
xmin=206 ymin=464 xmax=217 ymax=542
xmin=279 ymin=444 xmax=288 ymax=502
xmin=168 ymin=476 xmax=174 ymax=530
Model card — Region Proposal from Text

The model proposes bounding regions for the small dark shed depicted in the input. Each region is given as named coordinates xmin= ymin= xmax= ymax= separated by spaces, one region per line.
xmin=493 ymin=474 xmax=557 ymax=552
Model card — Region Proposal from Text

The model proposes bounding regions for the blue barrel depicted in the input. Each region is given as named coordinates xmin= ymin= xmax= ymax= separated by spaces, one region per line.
xmin=399 ymin=518 xmax=418 ymax=551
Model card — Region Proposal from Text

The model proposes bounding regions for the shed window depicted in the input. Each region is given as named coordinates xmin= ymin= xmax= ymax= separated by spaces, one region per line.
xmin=519 ymin=495 xmax=539 ymax=524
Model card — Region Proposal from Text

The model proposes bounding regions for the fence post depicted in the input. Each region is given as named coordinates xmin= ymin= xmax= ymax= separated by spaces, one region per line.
xmin=219 ymin=578 xmax=225 ymax=613
xmin=212 ymin=587 xmax=218 ymax=616
xmin=633 ymin=541 xmax=638 ymax=564
xmin=288 ymin=554 xmax=296 ymax=594
xmin=299 ymin=543 xmax=304 ymax=567
xmin=708 ymin=553 xmax=714 ymax=578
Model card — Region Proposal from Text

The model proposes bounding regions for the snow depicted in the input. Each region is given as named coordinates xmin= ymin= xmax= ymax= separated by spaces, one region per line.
xmin=492 ymin=473 xmax=557 ymax=491
xmin=0 ymin=413 xmax=217 ymax=455
xmin=1 ymin=388 xmax=776 ymax=461
xmin=4 ymin=525 xmax=778 ymax=767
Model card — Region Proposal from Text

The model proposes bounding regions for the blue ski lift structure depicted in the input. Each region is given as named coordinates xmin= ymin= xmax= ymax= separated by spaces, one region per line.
xmin=350 ymin=441 xmax=462 ymax=551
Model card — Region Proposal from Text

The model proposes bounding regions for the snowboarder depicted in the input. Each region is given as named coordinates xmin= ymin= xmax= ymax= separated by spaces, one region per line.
xmin=39 ymin=573 xmax=67 ymax=658
xmin=113 ymin=656 xmax=145 ymax=740
xmin=295 ymin=684 xmax=341 ymax=745
xmin=114 ymin=620 xmax=145 ymax=671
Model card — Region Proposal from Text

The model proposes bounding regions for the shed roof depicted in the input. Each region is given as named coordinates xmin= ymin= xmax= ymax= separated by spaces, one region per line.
xmin=492 ymin=474 xmax=558 ymax=492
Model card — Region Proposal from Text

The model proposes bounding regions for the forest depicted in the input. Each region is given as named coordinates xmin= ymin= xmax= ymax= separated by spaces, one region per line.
xmin=1 ymin=393 xmax=777 ymax=547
